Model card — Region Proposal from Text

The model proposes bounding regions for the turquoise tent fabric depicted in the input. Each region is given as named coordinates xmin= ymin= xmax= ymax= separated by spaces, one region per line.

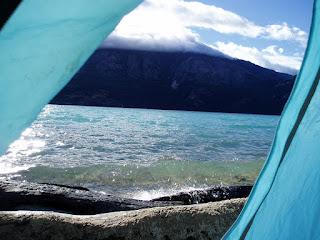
xmin=224 ymin=0 xmax=320 ymax=239
xmin=1 ymin=1 xmax=320 ymax=239
xmin=0 ymin=0 xmax=143 ymax=156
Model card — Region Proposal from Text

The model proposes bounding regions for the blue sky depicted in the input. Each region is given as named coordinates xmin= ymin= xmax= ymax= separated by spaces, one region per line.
xmin=191 ymin=0 xmax=313 ymax=53
xmin=192 ymin=0 xmax=313 ymax=29
xmin=101 ymin=0 xmax=314 ymax=75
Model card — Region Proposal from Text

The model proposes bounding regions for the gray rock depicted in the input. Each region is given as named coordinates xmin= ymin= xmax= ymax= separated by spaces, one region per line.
xmin=0 ymin=198 xmax=246 ymax=240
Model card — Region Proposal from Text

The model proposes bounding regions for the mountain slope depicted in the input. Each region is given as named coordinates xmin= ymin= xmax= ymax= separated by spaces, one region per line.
xmin=51 ymin=48 xmax=294 ymax=115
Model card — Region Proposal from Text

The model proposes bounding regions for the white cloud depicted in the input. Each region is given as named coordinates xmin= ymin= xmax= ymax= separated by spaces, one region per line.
xmin=100 ymin=0 xmax=307 ymax=73
xmin=262 ymin=45 xmax=280 ymax=55
xmin=102 ymin=0 xmax=308 ymax=46
xmin=101 ymin=0 xmax=216 ymax=54
xmin=264 ymin=23 xmax=308 ymax=47
xmin=212 ymin=42 xmax=302 ymax=75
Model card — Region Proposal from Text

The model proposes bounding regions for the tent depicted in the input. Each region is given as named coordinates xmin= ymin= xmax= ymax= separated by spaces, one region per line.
xmin=0 ymin=1 xmax=319 ymax=239
xmin=224 ymin=1 xmax=320 ymax=238
xmin=0 ymin=0 xmax=143 ymax=156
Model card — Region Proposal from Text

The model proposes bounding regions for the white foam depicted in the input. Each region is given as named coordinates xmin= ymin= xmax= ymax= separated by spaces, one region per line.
xmin=130 ymin=186 xmax=205 ymax=201
xmin=0 ymin=162 xmax=33 ymax=174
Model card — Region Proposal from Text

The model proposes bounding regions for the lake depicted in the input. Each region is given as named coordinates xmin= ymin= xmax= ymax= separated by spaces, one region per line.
xmin=0 ymin=105 xmax=279 ymax=200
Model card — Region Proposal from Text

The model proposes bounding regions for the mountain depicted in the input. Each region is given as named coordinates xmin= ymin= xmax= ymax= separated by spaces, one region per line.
xmin=51 ymin=48 xmax=295 ymax=115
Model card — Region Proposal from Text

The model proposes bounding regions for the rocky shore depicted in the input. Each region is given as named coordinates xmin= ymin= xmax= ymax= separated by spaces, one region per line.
xmin=0 ymin=179 xmax=251 ymax=214
xmin=0 ymin=180 xmax=249 ymax=239
xmin=0 ymin=198 xmax=246 ymax=240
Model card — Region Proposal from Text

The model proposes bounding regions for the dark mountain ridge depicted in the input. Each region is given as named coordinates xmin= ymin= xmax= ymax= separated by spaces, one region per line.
xmin=51 ymin=48 xmax=295 ymax=115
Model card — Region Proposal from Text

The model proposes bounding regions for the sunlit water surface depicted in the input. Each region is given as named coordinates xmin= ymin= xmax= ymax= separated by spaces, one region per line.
xmin=0 ymin=105 xmax=279 ymax=200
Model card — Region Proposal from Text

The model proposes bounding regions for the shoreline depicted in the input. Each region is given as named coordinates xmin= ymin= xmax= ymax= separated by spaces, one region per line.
xmin=0 ymin=179 xmax=251 ymax=214
xmin=0 ymin=198 xmax=246 ymax=240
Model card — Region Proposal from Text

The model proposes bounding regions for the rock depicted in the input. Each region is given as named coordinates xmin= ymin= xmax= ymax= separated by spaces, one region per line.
xmin=0 ymin=180 xmax=252 ymax=215
xmin=0 ymin=198 xmax=247 ymax=240
xmin=0 ymin=180 xmax=179 ymax=215
xmin=0 ymin=180 xmax=250 ymax=239
xmin=152 ymin=186 xmax=252 ymax=204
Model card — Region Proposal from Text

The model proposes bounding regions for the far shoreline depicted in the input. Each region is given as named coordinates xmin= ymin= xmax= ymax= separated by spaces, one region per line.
xmin=48 ymin=103 xmax=283 ymax=116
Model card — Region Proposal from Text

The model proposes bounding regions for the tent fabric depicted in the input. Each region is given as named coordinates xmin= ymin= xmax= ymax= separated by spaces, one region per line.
xmin=1 ymin=1 xmax=320 ymax=239
xmin=0 ymin=0 xmax=143 ymax=156
xmin=224 ymin=0 xmax=320 ymax=239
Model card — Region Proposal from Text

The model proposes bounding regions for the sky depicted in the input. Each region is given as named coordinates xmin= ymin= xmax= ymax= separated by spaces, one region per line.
xmin=100 ymin=0 xmax=314 ymax=75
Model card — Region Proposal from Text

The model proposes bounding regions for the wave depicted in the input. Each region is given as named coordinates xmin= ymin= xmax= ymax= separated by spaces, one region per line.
xmin=8 ymin=158 xmax=264 ymax=199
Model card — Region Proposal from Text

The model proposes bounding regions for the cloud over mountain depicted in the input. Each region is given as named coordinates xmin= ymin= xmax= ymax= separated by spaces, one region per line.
xmin=212 ymin=42 xmax=303 ymax=75
xmin=100 ymin=0 xmax=308 ymax=74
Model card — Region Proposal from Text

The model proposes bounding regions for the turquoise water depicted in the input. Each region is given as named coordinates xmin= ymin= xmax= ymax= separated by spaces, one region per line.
xmin=0 ymin=105 xmax=279 ymax=200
